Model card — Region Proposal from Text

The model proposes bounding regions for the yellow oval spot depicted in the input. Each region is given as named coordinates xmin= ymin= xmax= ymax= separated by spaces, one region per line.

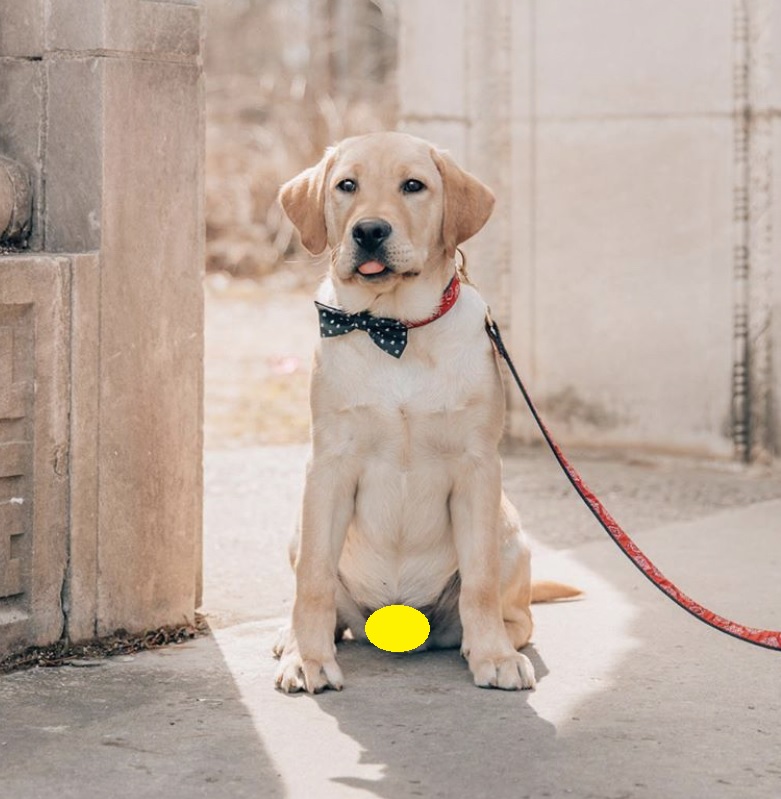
xmin=365 ymin=604 xmax=430 ymax=652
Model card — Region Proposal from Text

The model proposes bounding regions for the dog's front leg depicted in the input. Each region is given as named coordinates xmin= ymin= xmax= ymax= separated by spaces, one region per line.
xmin=275 ymin=459 xmax=355 ymax=694
xmin=451 ymin=456 xmax=536 ymax=690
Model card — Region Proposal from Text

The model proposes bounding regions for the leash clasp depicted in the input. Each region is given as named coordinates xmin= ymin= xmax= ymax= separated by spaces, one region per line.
xmin=484 ymin=307 xmax=507 ymax=358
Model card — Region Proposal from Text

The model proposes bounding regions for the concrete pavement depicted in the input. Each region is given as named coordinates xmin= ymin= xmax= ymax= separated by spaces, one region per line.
xmin=2 ymin=445 xmax=780 ymax=798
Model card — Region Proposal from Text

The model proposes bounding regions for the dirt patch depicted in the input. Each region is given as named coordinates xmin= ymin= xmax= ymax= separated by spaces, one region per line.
xmin=205 ymin=269 xmax=322 ymax=448
xmin=0 ymin=614 xmax=210 ymax=674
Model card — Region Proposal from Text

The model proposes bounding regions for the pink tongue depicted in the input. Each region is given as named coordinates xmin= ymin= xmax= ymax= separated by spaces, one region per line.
xmin=357 ymin=260 xmax=386 ymax=275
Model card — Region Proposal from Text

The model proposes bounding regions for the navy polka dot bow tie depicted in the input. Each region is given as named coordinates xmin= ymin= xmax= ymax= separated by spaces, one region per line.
xmin=315 ymin=303 xmax=410 ymax=358
xmin=314 ymin=276 xmax=461 ymax=359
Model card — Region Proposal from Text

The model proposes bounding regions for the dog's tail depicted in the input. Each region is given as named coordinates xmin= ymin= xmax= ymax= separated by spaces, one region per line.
xmin=531 ymin=581 xmax=583 ymax=603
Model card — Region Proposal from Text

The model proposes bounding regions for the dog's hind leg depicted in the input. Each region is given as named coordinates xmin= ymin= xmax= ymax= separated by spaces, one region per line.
xmin=498 ymin=498 xmax=535 ymax=651
xmin=335 ymin=580 xmax=369 ymax=642
xmin=501 ymin=552 xmax=534 ymax=650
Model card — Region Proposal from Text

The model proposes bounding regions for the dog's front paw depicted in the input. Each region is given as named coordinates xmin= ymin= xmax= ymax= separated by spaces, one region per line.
xmin=468 ymin=650 xmax=536 ymax=691
xmin=274 ymin=649 xmax=344 ymax=694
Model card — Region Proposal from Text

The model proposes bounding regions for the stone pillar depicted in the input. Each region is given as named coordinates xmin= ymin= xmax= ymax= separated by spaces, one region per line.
xmin=1 ymin=0 xmax=204 ymax=655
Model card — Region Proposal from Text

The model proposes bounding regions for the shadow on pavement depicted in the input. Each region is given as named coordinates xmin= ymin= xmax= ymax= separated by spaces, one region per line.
xmin=1 ymin=630 xmax=284 ymax=799
xmin=318 ymin=642 xmax=555 ymax=799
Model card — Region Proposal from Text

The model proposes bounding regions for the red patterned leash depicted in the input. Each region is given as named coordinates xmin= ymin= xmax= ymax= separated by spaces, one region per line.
xmin=485 ymin=312 xmax=781 ymax=651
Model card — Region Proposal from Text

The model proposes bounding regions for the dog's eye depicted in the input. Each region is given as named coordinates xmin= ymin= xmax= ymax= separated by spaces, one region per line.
xmin=336 ymin=179 xmax=358 ymax=193
xmin=402 ymin=179 xmax=426 ymax=194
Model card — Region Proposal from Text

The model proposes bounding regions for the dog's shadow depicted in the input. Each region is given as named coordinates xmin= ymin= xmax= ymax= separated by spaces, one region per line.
xmin=309 ymin=640 xmax=556 ymax=798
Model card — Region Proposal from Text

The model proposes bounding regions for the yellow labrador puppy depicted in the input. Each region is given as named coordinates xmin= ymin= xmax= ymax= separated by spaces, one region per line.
xmin=274 ymin=131 xmax=573 ymax=694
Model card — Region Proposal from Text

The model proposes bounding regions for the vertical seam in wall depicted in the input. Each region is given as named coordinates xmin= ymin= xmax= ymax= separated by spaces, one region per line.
xmin=40 ymin=1 xmax=51 ymax=251
xmin=529 ymin=0 xmax=537 ymax=381
xmin=733 ymin=0 xmax=775 ymax=463
xmin=732 ymin=0 xmax=751 ymax=462
xmin=94 ymin=76 xmax=105 ymax=639
xmin=746 ymin=0 xmax=775 ymax=461
xmin=499 ymin=0 xmax=512 ymax=328
xmin=463 ymin=0 xmax=472 ymax=154
xmin=61 ymin=256 xmax=73 ymax=641
xmin=195 ymin=31 xmax=206 ymax=607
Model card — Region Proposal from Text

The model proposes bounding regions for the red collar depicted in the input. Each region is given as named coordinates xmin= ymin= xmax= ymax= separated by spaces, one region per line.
xmin=405 ymin=275 xmax=461 ymax=329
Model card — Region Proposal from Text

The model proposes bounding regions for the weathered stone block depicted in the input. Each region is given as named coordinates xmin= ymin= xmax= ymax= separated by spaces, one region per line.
xmin=0 ymin=0 xmax=43 ymax=57
xmin=0 ymin=60 xmax=45 ymax=250
xmin=47 ymin=0 xmax=201 ymax=59
xmin=95 ymin=57 xmax=203 ymax=634
xmin=44 ymin=58 xmax=104 ymax=253
xmin=0 ymin=255 xmax=70 ymax=654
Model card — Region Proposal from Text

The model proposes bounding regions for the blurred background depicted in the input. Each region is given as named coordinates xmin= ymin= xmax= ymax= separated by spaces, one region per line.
xmin=204 ymin=0 xmax=397 ymax=281
xmin=204 ymin=0 xmax=398 ymax=448
xmin=203 ymin=0 xmax=781 ymax=465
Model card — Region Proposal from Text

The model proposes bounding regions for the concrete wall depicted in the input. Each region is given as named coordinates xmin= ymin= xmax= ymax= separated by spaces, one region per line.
xmin=0 ymin=0 xmax=204 ymax=655
xmin=398 ymin=0 xmax=780 ymax=461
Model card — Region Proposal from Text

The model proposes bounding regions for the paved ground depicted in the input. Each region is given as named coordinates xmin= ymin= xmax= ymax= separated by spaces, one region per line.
xmin=3 ymin=444 xmax=781 ymax=798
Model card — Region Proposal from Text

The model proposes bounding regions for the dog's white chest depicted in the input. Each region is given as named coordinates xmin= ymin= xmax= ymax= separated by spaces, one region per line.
xmin=311 ymin=290 xmax=504 ymax=610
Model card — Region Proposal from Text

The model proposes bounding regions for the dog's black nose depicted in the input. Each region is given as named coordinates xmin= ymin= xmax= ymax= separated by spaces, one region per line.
xmin=352 ymin=218 xmax=392 ymax=252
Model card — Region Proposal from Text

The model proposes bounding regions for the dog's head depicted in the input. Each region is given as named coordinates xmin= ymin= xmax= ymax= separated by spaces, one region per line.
xmin=279 ymin=132 xmax=495 ymax=292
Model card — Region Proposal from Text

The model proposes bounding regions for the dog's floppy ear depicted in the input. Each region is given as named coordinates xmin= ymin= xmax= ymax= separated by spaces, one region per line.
xmin=278 ymin=148 xmax=336 ymax=255
xmin=431 ymin=149 xmax=495 ymax=256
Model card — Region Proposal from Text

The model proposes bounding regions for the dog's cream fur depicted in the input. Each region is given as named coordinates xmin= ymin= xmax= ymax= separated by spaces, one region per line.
xmin=274 ymin=132 xmax=575 ymax=694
